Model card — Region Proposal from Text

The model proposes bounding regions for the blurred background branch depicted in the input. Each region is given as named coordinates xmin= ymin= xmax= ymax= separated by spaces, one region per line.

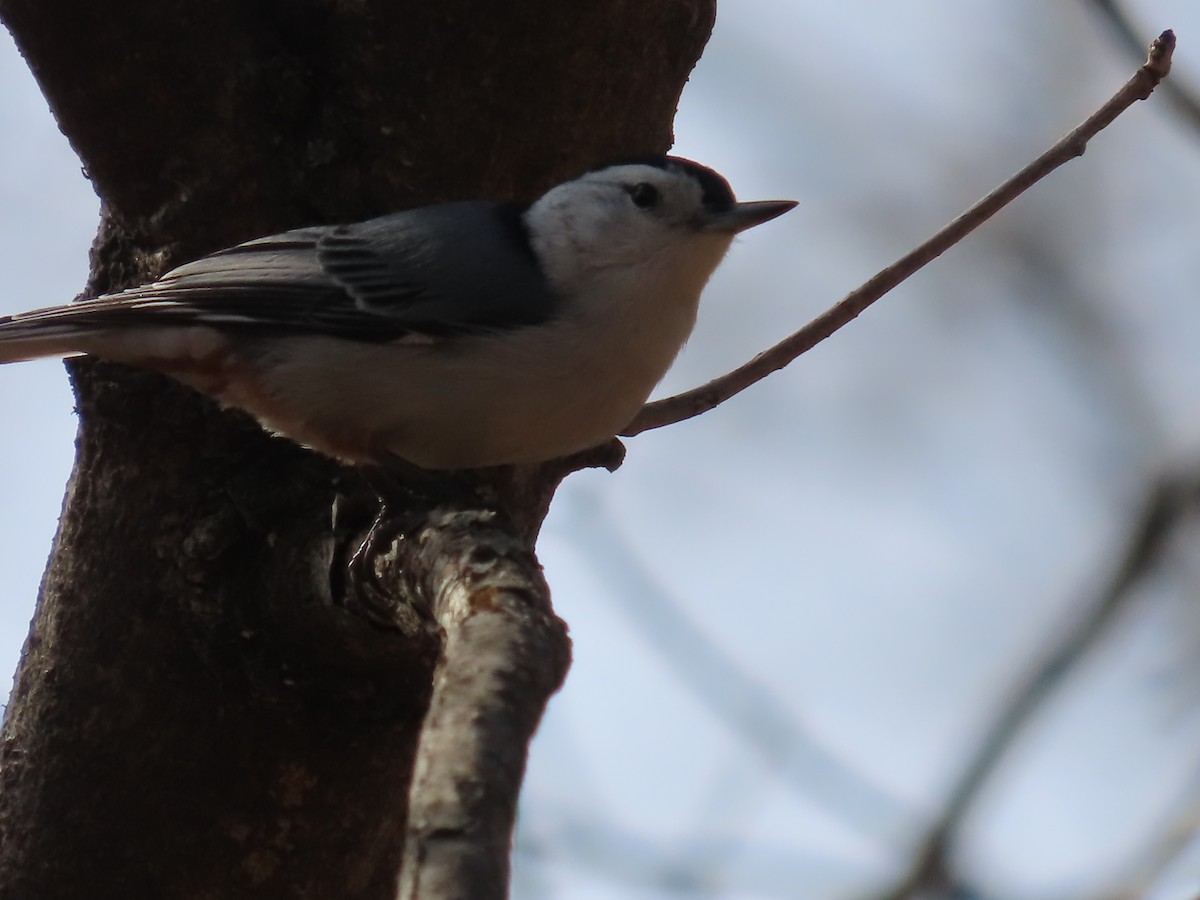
xmin=886 ymin=465 xmax=1200 ymax=898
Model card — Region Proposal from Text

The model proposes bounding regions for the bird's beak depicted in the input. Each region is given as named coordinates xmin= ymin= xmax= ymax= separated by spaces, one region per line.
xmin=703 ymin=199 xmax=798 ymax=234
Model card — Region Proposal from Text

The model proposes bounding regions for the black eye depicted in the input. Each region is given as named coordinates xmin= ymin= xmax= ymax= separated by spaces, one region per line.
xmin=629 ymin=182 xmax=660 ymax=209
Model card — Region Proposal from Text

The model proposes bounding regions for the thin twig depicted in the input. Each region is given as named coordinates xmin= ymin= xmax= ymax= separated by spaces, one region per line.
xmin=883 ymin=466 xmax=1200 ymax=899
xmin=1088 ymin=2 xmax=1200 ymax=134
xmin=395 ymin=508 xmax=571 ymax=900
xmin=624 ymin=29 xmax=1175 ymax=438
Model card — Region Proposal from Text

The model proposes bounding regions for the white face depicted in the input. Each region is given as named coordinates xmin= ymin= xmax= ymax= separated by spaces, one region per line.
xmin=525 ymin=161 xmax=739 ymax=305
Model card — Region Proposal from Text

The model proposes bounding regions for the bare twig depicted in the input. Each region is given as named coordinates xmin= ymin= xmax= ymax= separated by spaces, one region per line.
xmin=883 ymin=466 xmax=1200 ymax=899
xmin=1088 ymin=2 xmax=1200 ymax=134
xmin=395 ymin=508 xmax=571 ymax=900
xmin=624 ymin=29 xmax=1175 ymax=437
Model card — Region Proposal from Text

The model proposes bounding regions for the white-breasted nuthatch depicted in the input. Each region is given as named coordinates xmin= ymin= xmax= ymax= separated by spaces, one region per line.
xmin=0 ymin=156 xmax=795 ymax=469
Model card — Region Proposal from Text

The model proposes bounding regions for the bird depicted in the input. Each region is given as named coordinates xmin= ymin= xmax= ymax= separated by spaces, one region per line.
xmin=0 ymin=156 xmax=795 ymax=470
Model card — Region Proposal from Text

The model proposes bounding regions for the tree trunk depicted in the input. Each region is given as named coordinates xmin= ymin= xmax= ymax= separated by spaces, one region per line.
xmin=0 ymin=2 xmax=716 ymax=897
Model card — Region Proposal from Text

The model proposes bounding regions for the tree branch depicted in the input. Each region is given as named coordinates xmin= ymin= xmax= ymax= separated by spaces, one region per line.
xmin=1088 ymin=1 xmax=1200 ymax=135
xmin=624 ymin=28 xmax=1175 ymax=438
xmin=884 ymin=464 xmax=1200 ymax=898
xmin=390 ymin=508 xmax=571 ymax=900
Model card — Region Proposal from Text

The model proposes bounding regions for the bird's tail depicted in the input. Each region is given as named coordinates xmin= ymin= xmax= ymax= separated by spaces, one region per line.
xmin=0 ymin=307 xmax=96 ymax=363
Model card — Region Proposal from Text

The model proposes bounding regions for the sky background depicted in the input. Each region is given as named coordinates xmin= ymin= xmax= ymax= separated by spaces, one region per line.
xmin=3 ymin=2 xmax=1200 ymax=898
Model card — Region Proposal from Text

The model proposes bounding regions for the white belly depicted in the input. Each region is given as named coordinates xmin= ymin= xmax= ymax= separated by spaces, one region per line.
xmin=240 ymin=301 xmax=698 ymax=469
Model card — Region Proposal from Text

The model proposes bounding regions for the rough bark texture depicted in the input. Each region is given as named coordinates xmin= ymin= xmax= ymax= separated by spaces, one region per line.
xmin=0 ymin=2 xmax=716 ymax=897
xmin=394 ymin=509 xmax=570 ymax=899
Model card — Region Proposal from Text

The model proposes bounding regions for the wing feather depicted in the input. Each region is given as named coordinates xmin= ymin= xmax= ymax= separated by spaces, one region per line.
xmin=0 ymin=201 xmax=559 ymax=346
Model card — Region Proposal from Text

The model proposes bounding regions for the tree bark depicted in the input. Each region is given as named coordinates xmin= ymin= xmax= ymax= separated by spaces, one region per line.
xmin=0 ymin=2 xmax=715 ymax=897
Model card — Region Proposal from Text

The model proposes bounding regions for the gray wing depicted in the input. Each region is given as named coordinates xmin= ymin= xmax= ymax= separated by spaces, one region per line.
xmin=4 ymin=202 xmax=559 ymax=342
